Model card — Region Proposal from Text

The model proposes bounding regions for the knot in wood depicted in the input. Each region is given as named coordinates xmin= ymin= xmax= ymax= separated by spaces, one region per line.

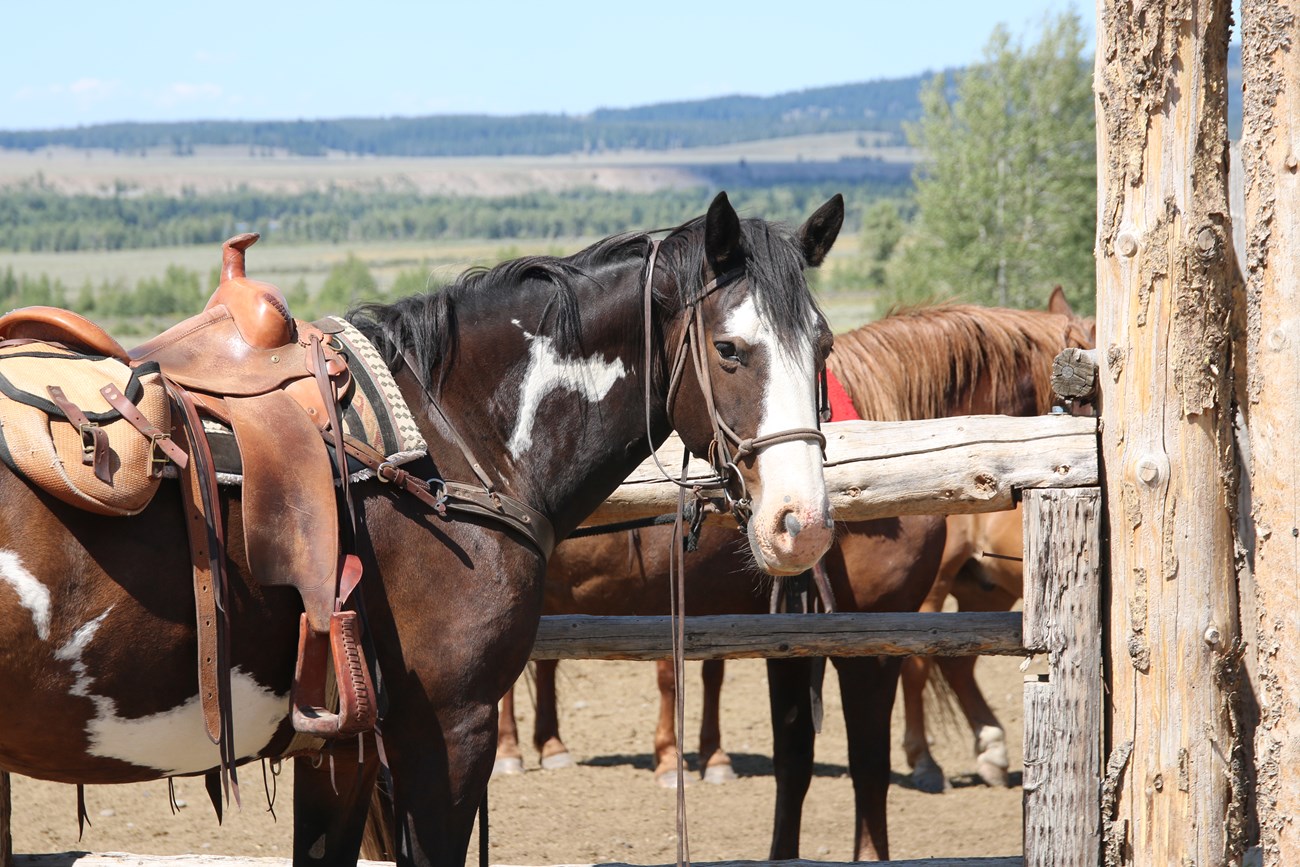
xmin=1116 ymin=233 xmax=1139 ymax=258
xmin=972 ymin=473 xmax=998 ymax=495
xmin=1286 ymin=153 xmax=1299 ymax=173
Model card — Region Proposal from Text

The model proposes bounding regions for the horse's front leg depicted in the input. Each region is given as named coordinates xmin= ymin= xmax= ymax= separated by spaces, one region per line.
xmin=385 ymin=694 xmax=499 ymax=867
xmin=766 ymin=656 xmax=818 ymax=859
xmin=293 ymin=734 xmax=381 ymax=866
xmin=834 ymin=655 xmax=903 ymax=861
xmin=698 ymin=659 xmax=736 ymax=783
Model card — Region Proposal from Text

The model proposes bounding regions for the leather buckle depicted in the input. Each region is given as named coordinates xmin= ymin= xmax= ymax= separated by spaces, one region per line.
xmin=77 ymin=422 xmax=98 ymax=458
xmin=377 ymin=460 xmax=394 ymax=482
xmin=149 ymin=433 xmax=171 ymax=477
xmin=428 ymin=478 xmax=448 ymax=516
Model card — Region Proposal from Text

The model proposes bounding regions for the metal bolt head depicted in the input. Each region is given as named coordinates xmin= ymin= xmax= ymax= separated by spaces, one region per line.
xmin=1116 ymin=233 xmax=1138 ymax=258
xmin=1197 ymin=226 xmax=1218 ymax=255
xmin=1204 ymin=626 xmax=1221 ymax=647
xmin=1286 ymin=153 xmax=1299 ymax=173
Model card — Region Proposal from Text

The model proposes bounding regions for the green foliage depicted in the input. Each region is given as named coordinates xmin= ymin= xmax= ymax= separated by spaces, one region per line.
xmin=390 ymin=267 xmax=433 ymax=299
xmin=316 ymin=254 xmax=378 ymax=314
xmin=887 ymin=11 xmax=1096 ymax=313
xmin=0 ymin=182 xmax=907 ymax=255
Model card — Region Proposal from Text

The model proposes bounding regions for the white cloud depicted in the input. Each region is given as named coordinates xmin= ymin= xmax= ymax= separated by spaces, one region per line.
xmin=12 ymin=78 xmax=119 ymax=103
xmin=154 ymin=82 xmax=223 ymax=107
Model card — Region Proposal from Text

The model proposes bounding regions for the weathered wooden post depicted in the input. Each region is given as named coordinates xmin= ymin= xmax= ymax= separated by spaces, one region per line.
xmin=1021 ymin=487 xmax=1103 ymax=867
xmin=1240 ymin=2 xmax=1300 ymax=862
xmin=1095 ymin=0 xmax=1244 ymax=863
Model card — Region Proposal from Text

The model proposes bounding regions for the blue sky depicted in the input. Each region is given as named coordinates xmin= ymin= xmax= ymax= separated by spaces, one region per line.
xmin=4 ymin=2 xmax=1093 ymax=131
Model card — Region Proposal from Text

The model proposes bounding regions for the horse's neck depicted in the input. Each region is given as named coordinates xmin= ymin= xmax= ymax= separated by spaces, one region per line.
xmin=431 ymin=278 xmax=671 ymax=540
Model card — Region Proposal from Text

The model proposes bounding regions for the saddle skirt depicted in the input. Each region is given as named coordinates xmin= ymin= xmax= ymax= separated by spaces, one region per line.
xmin=0 ymin=342 xmax=175 ymax=516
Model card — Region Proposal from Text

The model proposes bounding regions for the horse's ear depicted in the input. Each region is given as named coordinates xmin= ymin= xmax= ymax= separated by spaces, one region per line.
xmin=1047 ymin=285 xmax=1073 ymax=316
xmin=705 ymin=191 xmax=744 ymax=276
xmin=796 ymin=194 xmax=845 ymax=268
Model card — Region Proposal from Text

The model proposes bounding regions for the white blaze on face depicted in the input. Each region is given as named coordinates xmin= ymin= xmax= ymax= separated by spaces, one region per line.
xmin=0 ymin=549 xmax=51 ymax=641
xmin=507 ymin=324 xmax=628 ymax=459
xmin=722 ymin=297 xmax=831 ymax=572
xmin=55 ymin=607 xmax=289 ymax=776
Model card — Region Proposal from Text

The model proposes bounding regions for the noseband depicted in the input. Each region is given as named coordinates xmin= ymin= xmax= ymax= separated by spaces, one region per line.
xmin=641 ymin=240 xmax=827 ymax=527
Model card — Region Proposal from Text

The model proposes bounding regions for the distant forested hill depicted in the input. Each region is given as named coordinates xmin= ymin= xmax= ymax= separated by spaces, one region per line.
xmin=0 ymin=75 xmax=933 ymax=157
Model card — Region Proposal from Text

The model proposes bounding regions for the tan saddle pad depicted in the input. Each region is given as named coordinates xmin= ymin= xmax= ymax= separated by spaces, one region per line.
xmin=0 ymin=342 xmax=175 ymax=516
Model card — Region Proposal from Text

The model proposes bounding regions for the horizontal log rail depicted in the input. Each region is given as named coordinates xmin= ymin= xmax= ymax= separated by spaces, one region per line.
xmin=8 ymin=856 xmax=1023 ymax=867
xmin=586 ymin=414 xmax=1097 ymax=525
xmin=493 ymin=859 xmax=1024 ymax=867
xmin=530 ymin=612 xmax=1026 ymax=661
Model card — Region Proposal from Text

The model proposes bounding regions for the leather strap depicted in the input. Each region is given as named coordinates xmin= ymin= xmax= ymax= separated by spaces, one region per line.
xmin=99 ymin=382 xmax=189 ymax=474
xmin=339 ymin=435 xmax=556 ymax=560
xmin=167 ymin=380 xmax=239 ymax=805
xmin=45 ymin=385 xmax=111 ymax=483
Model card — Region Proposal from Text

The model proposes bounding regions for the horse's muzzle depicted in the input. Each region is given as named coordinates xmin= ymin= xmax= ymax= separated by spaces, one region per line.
xmin=747 ymin=501 xmax=834 ymax=575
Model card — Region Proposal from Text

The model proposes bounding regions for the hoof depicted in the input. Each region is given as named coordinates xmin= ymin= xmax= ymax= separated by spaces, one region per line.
xmin=492 ymin=756 xmax=525 ymax=777
xmin=975 ymin=726 xmax=1010 ymax=787
xmin=702 ymin=762 xmax=738 ymax=784
xmin=540 ymin=751 xmax=574 ymax=771
xmin=910 ymin=755 xmax=948 ymax=794
xmin=977 ymin=758 xmax=1011 ymax=788
xmin=656 ymin=769 xmax=694 ymax=789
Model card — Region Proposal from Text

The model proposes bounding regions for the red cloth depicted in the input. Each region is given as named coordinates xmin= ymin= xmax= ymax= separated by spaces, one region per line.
xmin=826 ymin=369 xmax=859 ymax=422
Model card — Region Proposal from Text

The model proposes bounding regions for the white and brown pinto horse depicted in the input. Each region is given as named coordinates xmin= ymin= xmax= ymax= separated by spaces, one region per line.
xmin=0 ymin=192 xmax=840 ymax=867
xmin=496 ymin=292 xmax=1094 ymax=860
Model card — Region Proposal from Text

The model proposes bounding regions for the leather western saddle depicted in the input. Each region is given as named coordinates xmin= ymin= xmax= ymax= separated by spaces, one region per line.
xmin=0 ymin=233 xmax=375 ymax=745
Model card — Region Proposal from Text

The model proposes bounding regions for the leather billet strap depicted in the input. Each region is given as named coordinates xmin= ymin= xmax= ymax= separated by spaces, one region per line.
xmin=100 ymin=382 xmax=189 ymax=475
xmin=339 ymin=435 xmax=555 ymax=561
xmin=45 ymin=385 xmax=111 ymax=483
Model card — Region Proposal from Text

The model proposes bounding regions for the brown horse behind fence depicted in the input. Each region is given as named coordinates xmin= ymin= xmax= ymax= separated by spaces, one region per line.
xmin=496 ymin=289 xmax=1094 ymax=860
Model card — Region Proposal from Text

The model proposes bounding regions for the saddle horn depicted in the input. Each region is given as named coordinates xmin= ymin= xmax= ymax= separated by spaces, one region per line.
xmin=205 ymin=232 xmax=297 ymax=350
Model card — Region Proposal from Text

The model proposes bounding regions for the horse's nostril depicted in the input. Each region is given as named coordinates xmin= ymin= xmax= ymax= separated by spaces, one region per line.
xmin=784 ymin=511 xmax=803 ymax=538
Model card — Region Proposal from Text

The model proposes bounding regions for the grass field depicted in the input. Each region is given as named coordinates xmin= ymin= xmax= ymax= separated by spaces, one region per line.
xmin=0 ymin=132 xmax=913 ymax=197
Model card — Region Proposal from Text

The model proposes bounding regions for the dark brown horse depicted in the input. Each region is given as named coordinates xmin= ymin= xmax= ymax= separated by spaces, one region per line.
xmin=496 ymin=292 xmax=1093 ymax=860
xmin=0 ymin=192 xmax=842 ymax=867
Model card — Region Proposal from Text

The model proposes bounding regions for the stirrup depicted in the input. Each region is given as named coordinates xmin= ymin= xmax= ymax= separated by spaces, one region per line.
xmin=291 ymin=611 xmax=377 ymax=737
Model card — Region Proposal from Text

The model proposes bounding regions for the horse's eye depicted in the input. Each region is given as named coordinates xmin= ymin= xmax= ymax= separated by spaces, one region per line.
xmin=714 ymin=341 xmax=740 ymax=363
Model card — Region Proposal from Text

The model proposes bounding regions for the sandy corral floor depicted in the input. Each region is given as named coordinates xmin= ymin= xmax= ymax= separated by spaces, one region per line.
xmin=11 ymin=655 xmax=1028 ymax=863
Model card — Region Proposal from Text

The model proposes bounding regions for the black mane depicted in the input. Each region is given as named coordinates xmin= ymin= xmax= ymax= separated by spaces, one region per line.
xmin=349 ymin=212 xmax=818 ymax=388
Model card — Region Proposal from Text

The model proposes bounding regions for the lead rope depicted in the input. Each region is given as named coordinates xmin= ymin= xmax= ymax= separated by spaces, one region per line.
xmin=672 ymin=450 xmax=691 ymax=867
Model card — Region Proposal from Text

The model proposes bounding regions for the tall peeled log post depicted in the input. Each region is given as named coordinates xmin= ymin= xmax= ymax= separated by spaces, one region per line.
xmin=1241 ymin=1 xmax=1300 ymax=863
xmin=1095 ymin=1 xmax=1246 ymax=864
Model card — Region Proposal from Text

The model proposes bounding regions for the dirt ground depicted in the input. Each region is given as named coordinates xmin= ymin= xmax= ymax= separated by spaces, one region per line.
xmin=10 ymin=653 xmax=1026 ymax=863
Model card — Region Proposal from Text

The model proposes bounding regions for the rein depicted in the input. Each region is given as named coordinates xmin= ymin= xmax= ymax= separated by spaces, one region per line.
xmin=642 ymin=240 xmax=828 ymax=527
xmin=639 ymin=238 xmax=827 ymax=867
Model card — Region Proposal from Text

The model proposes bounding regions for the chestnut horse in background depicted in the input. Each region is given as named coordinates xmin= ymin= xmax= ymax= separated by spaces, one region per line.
xmin=496 ymin=290 xmax=1093 ymax=860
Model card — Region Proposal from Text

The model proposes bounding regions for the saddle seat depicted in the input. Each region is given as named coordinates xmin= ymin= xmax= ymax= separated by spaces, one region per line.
xmin=0 ymin=305 xmax=131 ymax=362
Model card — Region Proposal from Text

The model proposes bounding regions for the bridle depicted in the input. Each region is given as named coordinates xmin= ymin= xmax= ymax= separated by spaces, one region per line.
xmin=641 ymin=238 xmax=828 ymax=528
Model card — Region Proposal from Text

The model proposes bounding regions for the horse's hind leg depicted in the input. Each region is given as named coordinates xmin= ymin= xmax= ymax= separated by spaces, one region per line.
xmin=532 ymin=659 xmax=572 ymax=769
xmin=766 ymin=656 xmax=818 ymax=859
xmin=494 ymin=680 xmax=525 ymax=776
xmin=935 ymin=655 xmax=1009 ymax=787
xmin=293 ymin=736 xmax=381 ymax=866
xmin=653 ymin=658 xmax=686 ymax=787
xmin=835 ymin=654 xmax=903 ymax=860
xmin=901 ymin=655 xmax=947 ymax=793
xmin=699 ymin=659 xmax=736 ymax=783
